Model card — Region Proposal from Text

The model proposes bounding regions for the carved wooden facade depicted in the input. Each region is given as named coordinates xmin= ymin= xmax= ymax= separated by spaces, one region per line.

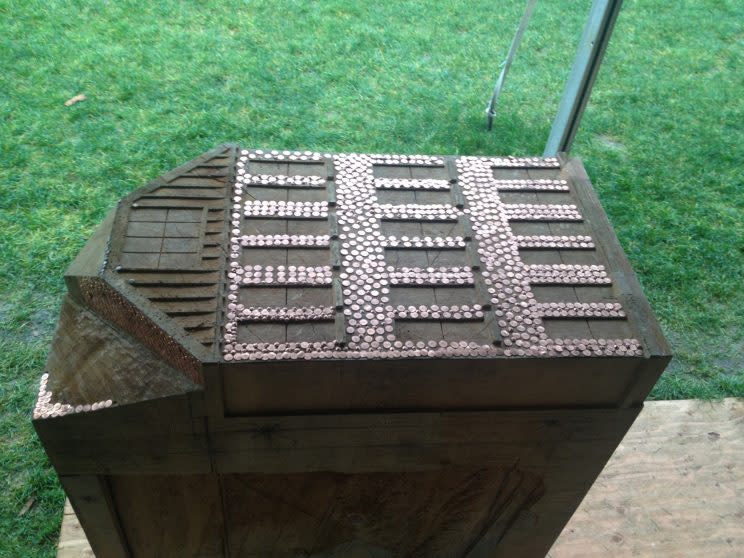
xmin=34 ymin=145 xmax=670 ymax=557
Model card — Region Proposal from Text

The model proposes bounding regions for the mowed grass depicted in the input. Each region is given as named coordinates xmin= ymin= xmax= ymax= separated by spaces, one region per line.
xmin=1 ymin=0 xmax=742 ymax=554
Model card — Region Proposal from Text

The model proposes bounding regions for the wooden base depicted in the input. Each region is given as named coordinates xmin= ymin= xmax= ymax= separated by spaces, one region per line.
xmin=56 ymin=398 xmax=743 ymax=558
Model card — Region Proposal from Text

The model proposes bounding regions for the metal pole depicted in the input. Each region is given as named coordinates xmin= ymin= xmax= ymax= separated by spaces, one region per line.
xmin=486 ymin=0 xmax=538 ymax=130
xmin=544 ymin=0 xmax=624 ymax=155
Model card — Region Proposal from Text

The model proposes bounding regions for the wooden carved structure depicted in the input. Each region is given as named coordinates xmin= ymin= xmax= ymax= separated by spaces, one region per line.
xmin=34 ymin=145 xmax=670 ymax=557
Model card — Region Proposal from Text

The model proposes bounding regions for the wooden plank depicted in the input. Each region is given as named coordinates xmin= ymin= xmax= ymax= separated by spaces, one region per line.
xmin=52 ymin=405 xmax=637 ymax=557
xmin=548 ymin=398 xmax=744 ymax=558
xmin=221 ymin=356 xmax=640 ymax=415
xmin=38 ymin=395 xmax=642 ymax=476
xmin=208 ymin=407 xmax=638 ymax=474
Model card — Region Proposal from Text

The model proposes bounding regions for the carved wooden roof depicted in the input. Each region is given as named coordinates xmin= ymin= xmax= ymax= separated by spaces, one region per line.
xmin=44 ymin=144 xmax=669 ymax=415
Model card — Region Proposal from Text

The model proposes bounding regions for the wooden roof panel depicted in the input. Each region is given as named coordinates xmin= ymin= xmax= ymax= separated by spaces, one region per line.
xmin=222 ymin=148 xmax=668 ymax=363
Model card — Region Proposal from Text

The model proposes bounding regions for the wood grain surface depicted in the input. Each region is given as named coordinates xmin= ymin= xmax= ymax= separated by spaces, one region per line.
xmin=56 ymin=399 xmax=744 ymax=558
xmin=39 ymin=148 xmax=673 ymax=558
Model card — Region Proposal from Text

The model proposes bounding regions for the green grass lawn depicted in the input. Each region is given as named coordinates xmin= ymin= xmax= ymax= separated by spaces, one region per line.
xmin=1 ymin=0 xmax=742 ymax=555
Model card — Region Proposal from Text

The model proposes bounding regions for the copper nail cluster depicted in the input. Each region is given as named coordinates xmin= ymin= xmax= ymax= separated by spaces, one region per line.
xmin=492 ymin=179 xmax=569 ymax=191
xmin=488 ymin=156 xmax=560 ymax=168
xmin=335 ymin=153 xmax=396 ymax=353
xmin=549 ymin=338 xmax=642 ymax=356
xmin=392 ymin=304 xmax=484 ymax=320
xmin=377 ymin=203 xmax=460 ymax=222
xmin=222 ymin=149 xmax=642 ymax=361
xmin=370 ymin=154 xmax=445 ymax=166
xmin=459 ymin=158 xmax=543 ymax=356
xmin=525 ymin=264 xmax=612 ymax=285
xmin=503 ymin=203 xmax=583 ymax=221
xmin=223 ymin=340 xmax=339 ymax=361
xmin=243 ymin=149 xmax=327 ymax=161
xmin=388 ymin=266 xmax=475 ymax=286
xmin=232 ymin=305 xmax=335 ymax=322
xmin=243 ymin=200 xmax=328 ymax=219
xmin=383 ymin=235 xmax=467 ymax=249
xmin=458 ymin=157 xmax=641 ymax=357
xmin=79 ymin=277 xmax=202 ymax=383
xmin=534 ymin=302 xmax=626 ymax=319
xmin=33 ymin=373 xmax=114 ymax=420
xmin=514 ymin=235 xmax=595 ymax=249
xmin=240 ymin=173 xmax=326 ymax=188
xmin=237 ymin=234 xmax=330 ymax=248
xmin=234 ymin=265 xmax=333 ymax=286
xmin=374 ymin=178 xmax=450 ymax=191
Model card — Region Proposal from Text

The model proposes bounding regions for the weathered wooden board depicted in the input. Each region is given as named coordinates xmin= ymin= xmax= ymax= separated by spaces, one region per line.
xmin=57 ymin=399 xmax=743 ymax=558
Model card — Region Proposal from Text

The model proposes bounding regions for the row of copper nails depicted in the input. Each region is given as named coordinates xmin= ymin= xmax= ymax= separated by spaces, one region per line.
xmin=525 ymin=264 xmax=612 ymax=285
xmin=235 ymin=234 xmax=331 ymax=248
xmin=502 ymin=203 xmax=583 ymax=221
xmin=533 ymin=302 xmax=626 ymax=319
xmin=484 ymin=156 xmax=560 ymax=168
xmin=238 ymin=173 xmax=326 ymax=188
xmin=388 ymin=266 xmax=475 ymax=286
xmin=370 ymin=154 xmax=445 ymax=166
xmin=514 ymin=235 xmax=595 ymax=249
xmin=383 ymin=235 xmax=467 ymax=249
xmin=503 ymin=338 xmax=642 ymax=357
xmin=243 ymin=200 xmax=328 ymax=219
xmin=391 ymin=304 xmax=485 ymax=321
xmin=237 ymin=339 xmax=639 ymax=359
xmin=233 ymin=265 xmax=333 ymax=285
xmin=244 ymin=149 xmax=327 ymax=161
xmin=242 ymin=150 xmax=557 ymax=168
xmin=374 ymin=178 xmax=450 ymax=191
xmin=224 ymin=345 xmax=502 ymax=361
xmin=492 ymin=179 xmax=569 ymax=191
xmin=376 ymin=203 xmax=460 ymax=221
xmin=230 ymin=305 xmax=335 ymax=322
xmin=33 ymin=373 xmax=114 ymax=420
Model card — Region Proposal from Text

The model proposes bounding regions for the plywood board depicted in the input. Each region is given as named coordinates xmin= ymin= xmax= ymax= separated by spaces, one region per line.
xmin=548 ymin=398 xmax=744 ymax=557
